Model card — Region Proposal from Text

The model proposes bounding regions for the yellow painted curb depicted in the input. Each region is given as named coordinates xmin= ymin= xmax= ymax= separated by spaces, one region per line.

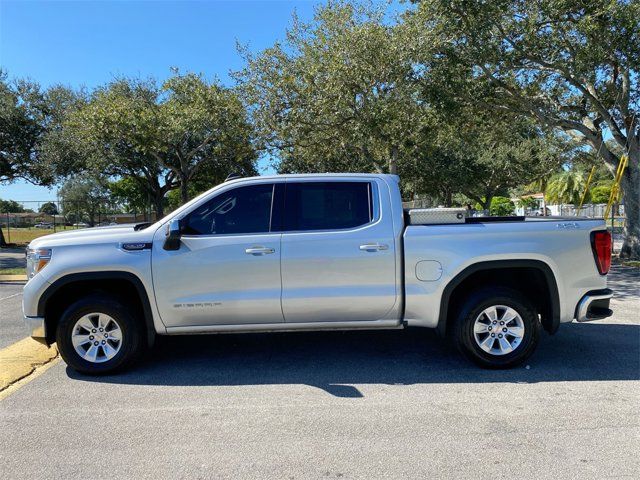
xmin=0 ymin=357 xmax=60 ymax=401
xmin=0 ymin=337 xmax=58 ymax=391
xmin=0 ymin=274 xmax=27 ymax=281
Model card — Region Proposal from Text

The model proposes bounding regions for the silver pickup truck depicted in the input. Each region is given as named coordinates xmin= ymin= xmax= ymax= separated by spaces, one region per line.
xmin=23 ymin=174 xmax=613 ymax=373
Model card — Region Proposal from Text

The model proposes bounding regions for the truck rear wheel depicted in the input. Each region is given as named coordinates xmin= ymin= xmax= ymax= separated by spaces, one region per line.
xmin=56 ymin=294 xmax=144 ymax=374
xmin=452 ymin=287 xmax=540 ymax=369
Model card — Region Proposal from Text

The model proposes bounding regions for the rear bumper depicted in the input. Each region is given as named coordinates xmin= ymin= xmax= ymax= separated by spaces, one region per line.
xmin=24 ymin=315 xmax=48 ymax=344
xmin=575 ymin=289 xmax=613 ymax=322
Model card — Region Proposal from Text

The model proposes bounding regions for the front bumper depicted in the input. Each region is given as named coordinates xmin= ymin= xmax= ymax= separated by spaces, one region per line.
xmin=24 ymin=315 xmax=48 ymax=344
xmin=575 ymin=288 xmax=613 ymax=322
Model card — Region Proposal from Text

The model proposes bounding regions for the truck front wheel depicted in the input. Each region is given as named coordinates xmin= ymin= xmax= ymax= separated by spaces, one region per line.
xmin=452 ymin=287 xmax=540 ymax=369
xmin=56 ymin=294 xmax=145 ymax=374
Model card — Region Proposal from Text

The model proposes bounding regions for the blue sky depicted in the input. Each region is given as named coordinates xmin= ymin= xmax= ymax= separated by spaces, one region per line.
xmin=0 ymin=0 xmax=322 ymax=201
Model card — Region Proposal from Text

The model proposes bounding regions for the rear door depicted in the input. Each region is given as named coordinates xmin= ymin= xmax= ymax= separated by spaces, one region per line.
xmin=280 ymin=179 xmax=398 ymax=323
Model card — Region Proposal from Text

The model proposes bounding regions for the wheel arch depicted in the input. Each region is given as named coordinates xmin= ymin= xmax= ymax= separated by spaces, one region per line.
xmin=437 ymin=260 xmax=560 ymax=337
xmin=38 ymin=271 xmax=156 ymax=347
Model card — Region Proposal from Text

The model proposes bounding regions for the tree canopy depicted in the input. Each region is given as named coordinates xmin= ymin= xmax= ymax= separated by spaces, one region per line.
xmin=0 ymin=71 xmax=84 ymax=185
xmin=237 ymin=4 xmax=429 ymax=176
xmin=58 ymin=174 xmax=111 ymax=226
xmin=38 ymin=202 xmax=58 ymax=215
xmin=237 ymin=2 xmax=567 ymax=207
xmin=405 ymin=0 xmax=639 ymax=255
xmin=59 ymin=73 xmax=258 ymax=215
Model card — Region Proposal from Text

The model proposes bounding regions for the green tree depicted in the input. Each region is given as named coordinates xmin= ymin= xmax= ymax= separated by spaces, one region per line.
xmin=0 ymin=72 xmax=85 ymax=244
xmin=161 ymin=73 xmax=257 ymax=202
xmin=59 ymin=174 xmax=110 ymax=226
xmin=517 ymin=196 xmax=539 ymax=211
xmin=65 ymin=72 xmax=257 ymax=216
xmin=489 ymin=196 xmax=516 ymax=216
xmin=546 ymin=169 xmax=591 ymax=205
xmin=1 ymin=73 xmax=47 ymax=184
xmin=406 ymin=0 xmax=640 ymax=257
xmin=39 ymin=202 xmax=58 ymax=215
xmin=590 ymin=184 xmax=613 ymax=204
xmin=238 ymin=2 xmax=565 ymax=209
xmin=0 ymin=199 xmax=28 ymax=213
xmin=0 ymin=72 xmax=86 ymax=183
xmin=108 ymin=178 xmax=151 ymax=214
xmin=237 ymin=3 xmax=430 ymax=177
xmin=434 ymin=113 xmax=566 ymax=210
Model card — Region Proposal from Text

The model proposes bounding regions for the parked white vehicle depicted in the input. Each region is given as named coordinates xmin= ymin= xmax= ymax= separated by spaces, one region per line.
xmin=23 ymin=174 xmax=613 ymax=373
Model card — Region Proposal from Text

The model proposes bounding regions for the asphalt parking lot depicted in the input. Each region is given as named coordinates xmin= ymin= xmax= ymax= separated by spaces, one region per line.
xmin=0 ymin=282 xmax=26 ymax=349
xmin=1 ymin=266 xmax=638 ymax=479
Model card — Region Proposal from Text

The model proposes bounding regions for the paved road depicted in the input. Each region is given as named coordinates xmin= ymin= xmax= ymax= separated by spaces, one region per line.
xmin=0 ymin=282 xmax=26 ymax=349
xmin=0 ymin=247 xmax=26 ymax=270
xmin=1 ymin=267 xmax=638 ymax=479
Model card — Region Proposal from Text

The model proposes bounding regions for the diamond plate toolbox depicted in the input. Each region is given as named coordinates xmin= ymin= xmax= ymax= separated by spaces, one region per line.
xmin=408 ymin=208 xmax=467 ymax=225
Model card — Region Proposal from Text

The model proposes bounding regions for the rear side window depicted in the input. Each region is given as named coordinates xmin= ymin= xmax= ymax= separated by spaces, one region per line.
xmin=183 ymin=183 xmax=274 ymax=235
xmin=284 ymin=181 xmax=373 ymax=231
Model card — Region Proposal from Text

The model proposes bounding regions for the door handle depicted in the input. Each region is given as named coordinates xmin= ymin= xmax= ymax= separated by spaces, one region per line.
xmin=245 ymin=246 xmax=275 ymax=255
xmin=359 ymin=243 xmax=389 ymax=252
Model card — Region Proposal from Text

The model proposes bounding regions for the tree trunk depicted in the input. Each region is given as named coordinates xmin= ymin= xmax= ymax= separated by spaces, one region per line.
xmin=619 ymin=155 xmax=640 ymax=260
xmin=153 ymin=194 xmax=165 ymax=219
xmin=482 ymin=195 xmax=493 ymax=213
xmin=180 ymin=175 xmax=189 ymax=205
xmin=389 ymin=146 xmax=398 ymax=175
xmin=0 ymin=227 xmax=6 ymax=247
xmin=443 ymin=188 xmax=453 ymax=207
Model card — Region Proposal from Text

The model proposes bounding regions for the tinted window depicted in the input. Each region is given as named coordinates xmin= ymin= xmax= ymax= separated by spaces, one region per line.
xmin=284 ymin=182 xmax=373 ymax=231
xmin=183 ymin=184 xmax=274 ymax=235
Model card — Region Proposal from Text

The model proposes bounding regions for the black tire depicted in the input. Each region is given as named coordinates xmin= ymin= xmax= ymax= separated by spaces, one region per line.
xmin=452 ymin=287 xmax=540 ymax=369
xmin=56 ymin=293 xmax=145 ymax=374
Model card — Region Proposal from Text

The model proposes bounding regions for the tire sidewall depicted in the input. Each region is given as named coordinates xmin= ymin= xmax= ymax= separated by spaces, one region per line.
xmin=455 ymin=289 xmax=540 ymax=368
xmin=56 ymin=295 xmax=142 ymax=374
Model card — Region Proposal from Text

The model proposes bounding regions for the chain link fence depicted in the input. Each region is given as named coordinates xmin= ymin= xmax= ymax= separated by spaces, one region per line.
xmin=1 ymin=200 xmax=158 ymax=246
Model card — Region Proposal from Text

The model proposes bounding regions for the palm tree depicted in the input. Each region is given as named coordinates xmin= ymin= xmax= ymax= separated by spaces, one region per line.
xmin=526 ymin=176 xmax=551 ymax=215
xmin=545 ymin=169 xmax=589 ymax=205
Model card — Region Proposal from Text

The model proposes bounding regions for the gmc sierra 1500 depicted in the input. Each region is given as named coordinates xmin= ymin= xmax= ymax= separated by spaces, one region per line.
xmin=23 ymin=174 xmax=613 ymax=373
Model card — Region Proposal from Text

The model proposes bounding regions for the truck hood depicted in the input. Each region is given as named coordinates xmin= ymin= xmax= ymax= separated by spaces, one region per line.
xmin=28 ymin=224 xmax=156 ymax=249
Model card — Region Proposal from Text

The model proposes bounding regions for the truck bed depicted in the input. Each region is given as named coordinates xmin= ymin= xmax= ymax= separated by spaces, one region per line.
xmin=401 ymin=216 xmax=608 ymax=328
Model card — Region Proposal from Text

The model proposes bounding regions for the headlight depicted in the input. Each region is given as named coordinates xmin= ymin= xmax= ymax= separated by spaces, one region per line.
xmin=26 ymin=248 xmax=52 ymax=279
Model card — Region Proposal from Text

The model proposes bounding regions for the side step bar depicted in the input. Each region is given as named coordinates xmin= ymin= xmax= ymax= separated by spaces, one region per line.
xmin=166 ymin=319 xmax=403 ymax=335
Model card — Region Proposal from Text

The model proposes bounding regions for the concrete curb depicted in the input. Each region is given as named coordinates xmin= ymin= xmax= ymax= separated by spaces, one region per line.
xmin=0 ymin=274 xmax=27 ymax=282
xmin=0 ymin=338 xmax=58 ymax=392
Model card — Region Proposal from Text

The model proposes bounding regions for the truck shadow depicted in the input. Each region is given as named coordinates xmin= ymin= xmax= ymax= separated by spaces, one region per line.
xmin=67 ymin=322 xmax=640 ymax=397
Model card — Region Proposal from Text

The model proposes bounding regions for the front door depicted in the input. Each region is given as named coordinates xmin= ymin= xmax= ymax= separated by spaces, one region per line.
xmin=151 ymin=182 xmax=284 ymax=328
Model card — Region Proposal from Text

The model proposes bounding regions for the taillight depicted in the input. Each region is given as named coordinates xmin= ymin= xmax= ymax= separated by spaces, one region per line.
xmin=591 ymin=230 xmax=611 ymax=275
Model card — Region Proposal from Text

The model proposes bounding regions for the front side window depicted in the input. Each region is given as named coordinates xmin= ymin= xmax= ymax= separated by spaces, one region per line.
xmin=182 ymin=183 xmax=274 ymax=235
xmin=284 ymin=181 xmax=373 ymax=231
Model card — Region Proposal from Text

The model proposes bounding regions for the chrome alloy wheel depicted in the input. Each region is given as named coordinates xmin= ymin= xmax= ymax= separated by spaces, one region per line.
xmin=473 ymin=305 xmax=525 ymax=356
xmin=71 ymin=313 xmax=123 ymax=363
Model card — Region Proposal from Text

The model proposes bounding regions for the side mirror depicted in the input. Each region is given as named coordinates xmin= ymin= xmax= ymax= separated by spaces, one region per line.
xmin=163 ymin=219 xmax=182 ymax=251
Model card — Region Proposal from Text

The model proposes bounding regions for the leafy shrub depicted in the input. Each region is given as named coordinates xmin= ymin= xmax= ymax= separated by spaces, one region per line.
xmin=490 ymin=196 xmax=515 ymax=216
xmin=517 ymin=196 xmax=538 ymax=210
xmin=590 ymin=185 xmax=611 ymax=204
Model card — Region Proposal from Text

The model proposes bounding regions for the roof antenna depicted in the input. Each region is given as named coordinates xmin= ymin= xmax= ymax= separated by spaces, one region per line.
xmin=225 ymin=173 xmax=242 ymax=182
